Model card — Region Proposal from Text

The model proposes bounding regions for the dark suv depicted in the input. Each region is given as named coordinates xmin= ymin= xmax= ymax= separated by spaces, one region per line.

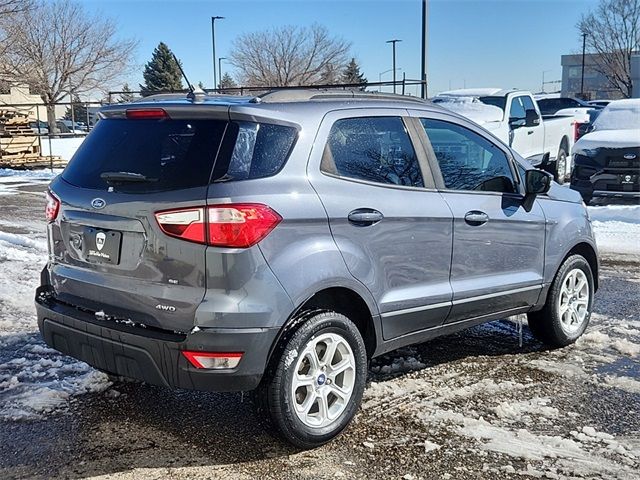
xmin=37 ymin=90 xmax=599 ymax=448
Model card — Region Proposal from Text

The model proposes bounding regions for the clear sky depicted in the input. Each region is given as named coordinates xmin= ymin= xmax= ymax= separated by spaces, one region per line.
xmin=82 ymin=0 xmax=600 ymax=97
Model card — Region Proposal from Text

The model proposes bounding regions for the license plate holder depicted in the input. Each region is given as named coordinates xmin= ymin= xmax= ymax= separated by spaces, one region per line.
xmin=83 ymin=228 xmax=122 ymax=265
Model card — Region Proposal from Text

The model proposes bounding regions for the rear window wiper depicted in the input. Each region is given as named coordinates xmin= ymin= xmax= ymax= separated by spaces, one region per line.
xmin=100 ymin=172 xmax=158 ymax=184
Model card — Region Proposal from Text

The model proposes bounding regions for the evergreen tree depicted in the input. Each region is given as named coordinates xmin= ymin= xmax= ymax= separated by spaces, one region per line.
xmin=64 ymin=95 xmax=89 ymax=124
xmin=118 ymin=83 xmax=135 ymax=103
xmin=319 ymin=63 xmax=341 ymax=85
xmin=139 ymin=42 xmax=183 ymax=96
xmin=218 ymin=72 xmax=237 ymax=91
xmin=197 ymin=81 xmax=205 ymax=90
xmin=341 ymin=58 xmax=367 ymax=89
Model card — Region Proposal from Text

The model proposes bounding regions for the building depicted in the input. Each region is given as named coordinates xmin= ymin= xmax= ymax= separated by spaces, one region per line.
xmin=0 ymin=85 xmax=67 ymax=121
xmin=632 ymin=54 xmax=640 ymax=98
xmin=561 ymin=53 xmax=627 ymax=100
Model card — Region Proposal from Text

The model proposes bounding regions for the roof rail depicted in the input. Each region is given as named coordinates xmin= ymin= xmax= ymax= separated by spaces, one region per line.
xmin=255 ymin=89 xmax=430 ymax=104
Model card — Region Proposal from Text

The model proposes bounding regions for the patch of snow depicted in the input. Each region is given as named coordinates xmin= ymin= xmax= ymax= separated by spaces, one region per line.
xmin=39 ymin=137 xmax=85 ymax=161
xmin=433 ymin=95 xmax=504 ymax=124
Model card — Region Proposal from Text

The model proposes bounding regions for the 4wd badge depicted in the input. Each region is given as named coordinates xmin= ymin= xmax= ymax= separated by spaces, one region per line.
xmin=155 ymin=304 xmax=176 ymax=312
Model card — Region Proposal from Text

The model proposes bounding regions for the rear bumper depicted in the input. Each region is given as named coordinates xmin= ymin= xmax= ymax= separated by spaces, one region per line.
xmin=36 ymin=284 xmax=278 ymax=392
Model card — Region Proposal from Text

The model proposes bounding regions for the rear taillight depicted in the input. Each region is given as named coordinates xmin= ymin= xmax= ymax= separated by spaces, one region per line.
xmin=45 ymin=190 xmax=60 ymax=223
xmin=182 ymin=351 xmax=243 ymax=369
xmin=574 ymin=121 xmax=584 ymax=142
xmin=126 ymin=108 xmax=169 ymax=120
xmin=155 ymin=203 xmax=281 ymax=248
xmin=155 ymin=207 xmax=206 ymax=243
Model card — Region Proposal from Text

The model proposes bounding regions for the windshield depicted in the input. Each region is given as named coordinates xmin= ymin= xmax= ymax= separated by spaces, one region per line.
xmin=592 ymin=101 xmax=640 ymax=131
xmin=478 ymin=96 xmax=507 ymax=111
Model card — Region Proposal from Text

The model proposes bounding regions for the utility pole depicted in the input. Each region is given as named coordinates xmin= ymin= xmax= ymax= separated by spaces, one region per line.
xmin=421 ymin=0 xmax=429 ymax=99
xmin=211 ymin=16 xmax=224 ymax=90
xmin=580 ymin=32 xmax=588 ymax=98
xmin=542 ymin=70 xmax=551 ymax=93
xmin=386 ymin=39 xmax=402 ymax=94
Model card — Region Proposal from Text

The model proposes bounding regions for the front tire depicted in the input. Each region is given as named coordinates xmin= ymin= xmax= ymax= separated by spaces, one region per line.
xmin=257 ymin=311 xmax=367 ymax=449
xmin=528 ymin=254 xmax=594 ymax=347
xmin=555 ymin=148 xmax=568 ymax=184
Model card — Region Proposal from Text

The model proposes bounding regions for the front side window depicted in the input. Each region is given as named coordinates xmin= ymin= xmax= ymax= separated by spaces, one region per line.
xmin=321 ymin=117 xmax=424 ymax=187
xmin=509 ymin=96 xmax=527 ymax=123
xmin=420 ymin=118 xmax=516 ymax=193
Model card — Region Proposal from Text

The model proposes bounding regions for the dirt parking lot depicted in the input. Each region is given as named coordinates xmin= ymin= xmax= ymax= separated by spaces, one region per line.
xmin=0 ymin=171 xmax=638 ymax=480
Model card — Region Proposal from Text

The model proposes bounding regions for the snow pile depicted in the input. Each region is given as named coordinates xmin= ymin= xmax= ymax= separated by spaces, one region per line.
xmin=588 ymin=204 xmax=640 ymax=257
xmin=39 ymin=137 xmax=85 ymax=161
xmin=0 ymin=226 xmax=111 ymax=421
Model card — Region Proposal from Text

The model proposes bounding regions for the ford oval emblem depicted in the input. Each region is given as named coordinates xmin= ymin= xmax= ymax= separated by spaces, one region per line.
xmin=623 ymin=153 xmax=637 ymax=160
xmin=91 ymin=198 xmax=106 ymax=209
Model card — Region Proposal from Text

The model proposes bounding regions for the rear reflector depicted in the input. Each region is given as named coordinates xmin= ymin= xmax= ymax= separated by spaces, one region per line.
xmin=182 ymin=351 xmax=243 ymax=369
xmin=45 ymin=190 xmax=60 ymax=223
xmin=126 ymin=108 xmax=169 ymax=120
xmin=155 ymin=203 xmax=281 ymax=248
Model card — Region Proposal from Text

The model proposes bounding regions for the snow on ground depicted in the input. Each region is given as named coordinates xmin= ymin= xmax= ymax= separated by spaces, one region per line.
xmin=39 ymin=136 xmax=85 ymax=161
xmin=588 ymin=204 xmax=640 ymax=257
xmin=0 ymin=170 xmax=110 ymax=421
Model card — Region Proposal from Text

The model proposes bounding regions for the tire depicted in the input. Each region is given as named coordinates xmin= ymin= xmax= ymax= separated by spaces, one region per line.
xmin=256 ymin=311 xmax=367 ymax=449
xmin=528 ymin=254 xmax=594 ymax=347
xmin=555 ymin=148 xmax=568 ymax=184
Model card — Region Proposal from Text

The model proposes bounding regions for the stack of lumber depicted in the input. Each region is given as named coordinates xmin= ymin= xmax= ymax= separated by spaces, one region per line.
xmin=0 ymin=108 xmax=63 ymax=168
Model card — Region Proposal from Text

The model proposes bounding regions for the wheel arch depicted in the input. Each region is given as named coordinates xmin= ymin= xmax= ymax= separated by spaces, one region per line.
xmin=264 ymin=287 xmax=378 ymax=376
xmin=563 ymin=241 xmax=599 ymax=291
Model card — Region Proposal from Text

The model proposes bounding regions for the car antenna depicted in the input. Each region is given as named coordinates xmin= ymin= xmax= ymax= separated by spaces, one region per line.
xmin=172 ymin=53 xmax=204 ymax=102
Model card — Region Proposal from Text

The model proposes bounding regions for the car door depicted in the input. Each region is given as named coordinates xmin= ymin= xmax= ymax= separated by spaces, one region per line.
xmin=508 ymin=95 xmax=531 ymax=157
xmin=410 ymin=110 xmax=546 ymax=323
xmin=521 ymin=95 xmax=545 ymax=157
xmin=307 ymin=110 xmax=454 ymax=340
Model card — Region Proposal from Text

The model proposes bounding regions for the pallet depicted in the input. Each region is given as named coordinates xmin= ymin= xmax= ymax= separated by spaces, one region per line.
xmin=0 ymin=155 xmax=67 ymax=169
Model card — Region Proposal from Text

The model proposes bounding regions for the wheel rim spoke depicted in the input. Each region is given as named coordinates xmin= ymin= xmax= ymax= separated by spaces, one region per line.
xmin=558 ymin=268 xmax=590 ymax=334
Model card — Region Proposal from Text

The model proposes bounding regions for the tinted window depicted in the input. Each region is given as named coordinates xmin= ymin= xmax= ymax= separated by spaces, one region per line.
xmin=478 ymin=96 xmax=507 ymax=111
xmin=321 ymin=117 xmax=424 ymax=187
xmin=420 ymin=118 xmax=516 ymax=193
xmin=63 ymin=119 xmax=227 ymax=192
xmin=212 ymin=122 xmax=297 ymax=182
xmin=537 ymin=99 xmax=558 ymax=115
xmin=509 ymin=97 xmax=526 ymax=122
xmin=521 ymin=96 xmax=538 ymax=115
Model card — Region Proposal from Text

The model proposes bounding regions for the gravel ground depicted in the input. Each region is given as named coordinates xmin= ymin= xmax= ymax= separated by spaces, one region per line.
xmin=0 ymin=175 xmax=638 ymax=480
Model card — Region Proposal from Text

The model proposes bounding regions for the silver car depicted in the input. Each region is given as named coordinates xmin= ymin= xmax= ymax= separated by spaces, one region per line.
xmin=36 ymin=90 xmax=599 ymax=448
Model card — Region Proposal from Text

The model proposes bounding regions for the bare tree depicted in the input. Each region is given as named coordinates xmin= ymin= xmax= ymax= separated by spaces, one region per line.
xmin=577 ymin=0 xmax=640 ymax=98
xmin=0 ymin=0 xmax=137 ymax=132
xmin=230 ymin=24 xmax=350 ymax=87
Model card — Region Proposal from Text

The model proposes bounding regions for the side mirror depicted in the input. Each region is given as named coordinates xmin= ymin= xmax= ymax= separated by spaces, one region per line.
xmin=525 ymin=169 xmax=552 ymax=195
xmin=525 ymin=109 xmax=540 ymax=127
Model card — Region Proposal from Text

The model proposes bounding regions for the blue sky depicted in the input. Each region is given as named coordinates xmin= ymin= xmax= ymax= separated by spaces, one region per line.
xmin=83 ymin=0 xmax=599 ymax=97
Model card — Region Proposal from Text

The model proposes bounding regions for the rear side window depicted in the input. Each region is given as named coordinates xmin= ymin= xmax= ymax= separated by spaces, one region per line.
xmin=321 ymin=117 xmax=424 ymax=188
xmin=211 ymin=121 xmax=297 ymax=182
xmin=63 ymin=119 xmax=227 ymax=192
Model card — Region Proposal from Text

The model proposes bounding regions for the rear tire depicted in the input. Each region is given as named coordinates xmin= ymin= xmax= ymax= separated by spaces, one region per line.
xmin=528 ymin=254 xmax=594 ymax=347
xmin=256 ymin=311 xmax=367 ymax=449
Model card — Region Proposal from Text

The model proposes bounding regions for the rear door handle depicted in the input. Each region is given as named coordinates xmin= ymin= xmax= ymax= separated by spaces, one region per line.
xmin=348 ymin=208 xmax=383 ymax=226
xmin=464 ymin=211 xmax=489 ymax=226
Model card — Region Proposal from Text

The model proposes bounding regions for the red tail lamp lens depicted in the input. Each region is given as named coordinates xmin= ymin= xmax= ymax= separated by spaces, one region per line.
xmin=126 ymin=108 xmax=169 ymax=120
xmin=155 ymin=207 xmax=206 ymax=244
xmin=45 ymin=190 xmax=60 ymax=223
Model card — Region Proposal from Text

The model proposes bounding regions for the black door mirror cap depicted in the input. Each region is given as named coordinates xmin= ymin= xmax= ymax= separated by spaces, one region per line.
xmin=525 ymin=110 xmax=540 ymax=128
xmin=525 ymin=169 xmax=553 ymax=195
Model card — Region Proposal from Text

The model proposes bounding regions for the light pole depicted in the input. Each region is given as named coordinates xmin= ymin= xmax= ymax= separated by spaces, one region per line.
xmin=580 ymin=32 xmax=588 ymax=99
xmin=421 ymin=0 xmax=429 ymax=98
xmin=211 ymin=16 xmax=224 ymax=91
xmin=218 ymin=57 xmax=226 ymax=88
xmin=386 ymin=39 xmax=402 ymax=93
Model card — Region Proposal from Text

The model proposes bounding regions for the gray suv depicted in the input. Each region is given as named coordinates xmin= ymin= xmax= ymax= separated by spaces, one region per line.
xmin=36 ymin=90 xmax=599 ymax=448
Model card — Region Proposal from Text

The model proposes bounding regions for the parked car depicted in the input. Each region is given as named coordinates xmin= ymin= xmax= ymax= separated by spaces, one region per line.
xmin=59 ymin=119 xmax=88 ymax=134
xmin=571 ymin=98 xmax=640 ymax=204
xmin=534 ymin=95 xmax=602 ymax=116
xmin=433 ymin=88 xmax=577 ymax=183
xmin=29 ymin=120 xmax=49 ymax=135
xmin=37 ymin=90 xmax=599 ymax=448
xmin=588 ymin=100 xmax=612 ymax=108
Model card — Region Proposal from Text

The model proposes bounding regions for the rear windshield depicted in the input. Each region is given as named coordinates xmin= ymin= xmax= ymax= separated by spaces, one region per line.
xmin=62 ymin=118 xmax=297 ymax=192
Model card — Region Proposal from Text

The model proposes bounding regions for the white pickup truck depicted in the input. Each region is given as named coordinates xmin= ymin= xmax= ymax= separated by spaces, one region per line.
xmin=432 ymin=88 xmax=577 ymax=183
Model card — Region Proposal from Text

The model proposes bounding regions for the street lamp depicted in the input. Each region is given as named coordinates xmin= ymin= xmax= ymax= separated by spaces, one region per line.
xmin=386 ymin=39 xmax=402 ymax=93
xmin=580 ymin=32 xmax=588 ymax=99
xmin=218 ymin=57 xmax=226 ymax=88
xmin=379 ymin=68 xmax=403 ymax=92
xmin=211 ymin=16 xmax=225 ymax=90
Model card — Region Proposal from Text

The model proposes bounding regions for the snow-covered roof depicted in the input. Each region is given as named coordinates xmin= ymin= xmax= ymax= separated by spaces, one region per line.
xmin=436 ymin=88 xmax=520 ymax=98
xmin=533 ymin=93 xmax=561 ymax=100
xmin=592 ymin=98 xmax=640 ymax=131
xmin=432 ymin=96 xmax=504 ymax=124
